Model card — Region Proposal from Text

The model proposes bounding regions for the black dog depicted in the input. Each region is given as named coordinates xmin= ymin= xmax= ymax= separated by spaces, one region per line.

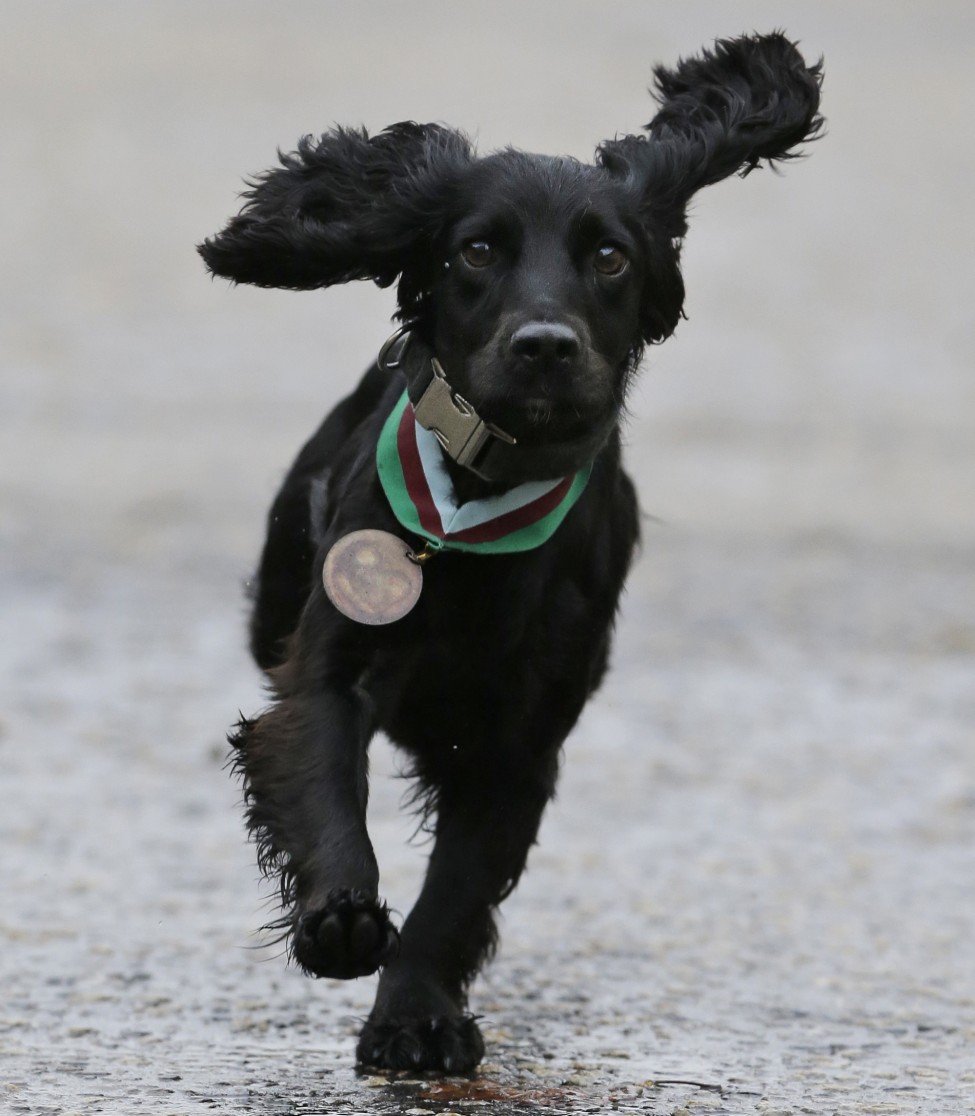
xmin=200 ymin=32 xmax=822 ymax=1073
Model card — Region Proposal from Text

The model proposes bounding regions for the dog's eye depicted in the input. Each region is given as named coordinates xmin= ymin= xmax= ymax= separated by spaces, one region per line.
xmin=594 ymin=244 xmax=628 ymax=276
xmin=461 ymin=240 xmax=495 ymax=268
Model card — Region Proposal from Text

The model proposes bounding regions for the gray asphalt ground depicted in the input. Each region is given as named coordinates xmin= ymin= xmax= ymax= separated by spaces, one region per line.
xmin=3 ymin=3 xmax=974 ymax=1114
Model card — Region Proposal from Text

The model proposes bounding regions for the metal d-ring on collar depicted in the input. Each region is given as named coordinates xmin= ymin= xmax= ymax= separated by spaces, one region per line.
xmin=377 ymin=320 xmax=417 ymax=372
xmin=377 ymin=323 xmax=517 ymax=479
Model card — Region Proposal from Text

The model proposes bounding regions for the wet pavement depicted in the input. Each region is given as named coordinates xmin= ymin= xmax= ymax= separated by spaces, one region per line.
xmin=3 ymin=3 xmax=974 ymax=1113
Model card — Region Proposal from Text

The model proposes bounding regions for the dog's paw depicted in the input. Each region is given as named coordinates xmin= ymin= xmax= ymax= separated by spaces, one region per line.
xmin=292 ymin=889 xmax=399 ymax=979
xmin=356 ymin=1013 xmax=485 ymax=1074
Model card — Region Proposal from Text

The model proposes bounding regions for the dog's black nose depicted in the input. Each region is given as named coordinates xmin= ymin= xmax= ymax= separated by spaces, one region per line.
xmin=510 ymin=322 xmax=580 ymax=367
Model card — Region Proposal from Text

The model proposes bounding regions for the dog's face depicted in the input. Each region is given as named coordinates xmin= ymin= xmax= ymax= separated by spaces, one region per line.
xmin=421 ymin=153 xmax=650 ymax=462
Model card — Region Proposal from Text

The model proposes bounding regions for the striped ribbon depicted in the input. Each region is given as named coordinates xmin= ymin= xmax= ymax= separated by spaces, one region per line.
xmin=376 ymin=391 xmax=591 ymax=554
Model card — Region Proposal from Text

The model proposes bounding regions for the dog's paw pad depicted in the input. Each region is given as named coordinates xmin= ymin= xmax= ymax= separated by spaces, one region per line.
xmin=356 ymin=1014 xmax=485 ymax=1074
xmin=293 ymin=889 xmax=398 ymax=979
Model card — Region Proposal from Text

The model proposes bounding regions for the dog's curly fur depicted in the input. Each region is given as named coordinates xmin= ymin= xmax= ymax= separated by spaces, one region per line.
xmin=200 ymin=32 xmax=822 ymax=1074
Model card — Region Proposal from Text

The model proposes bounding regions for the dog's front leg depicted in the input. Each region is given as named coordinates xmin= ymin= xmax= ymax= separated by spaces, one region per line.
xmin=232 ymin=685 xmax=399 ymax=979
xmin=357 ymin=753 xmax=559 ymax=1073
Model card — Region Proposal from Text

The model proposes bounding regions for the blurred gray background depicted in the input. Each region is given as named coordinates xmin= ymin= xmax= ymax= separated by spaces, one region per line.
xmin=2 ymin=3 xmax=973 ymax=1113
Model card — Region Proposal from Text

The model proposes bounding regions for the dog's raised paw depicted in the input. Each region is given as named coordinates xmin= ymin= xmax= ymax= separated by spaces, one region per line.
xmin=293 ymin=889 xmax=399 ymax=979
xmin=356 ymin=1013 xmax=485 ymax=1074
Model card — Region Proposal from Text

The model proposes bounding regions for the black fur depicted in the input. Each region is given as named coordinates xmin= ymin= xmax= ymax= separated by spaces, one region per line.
xmin=200 ymin=32 xmax=822 ymax=1074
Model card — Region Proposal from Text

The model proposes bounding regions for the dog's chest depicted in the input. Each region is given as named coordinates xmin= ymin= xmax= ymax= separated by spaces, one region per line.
xmin=360 ymin=548 xmax=601 ymax=754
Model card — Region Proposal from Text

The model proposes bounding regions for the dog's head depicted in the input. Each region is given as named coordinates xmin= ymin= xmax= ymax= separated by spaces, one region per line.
xmin=200 ymin=32 xmax=822 ymax=480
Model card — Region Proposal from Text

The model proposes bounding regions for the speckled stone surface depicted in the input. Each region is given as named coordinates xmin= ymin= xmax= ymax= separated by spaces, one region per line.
xmin=3 ymin=3 xmax=973 ymax=1113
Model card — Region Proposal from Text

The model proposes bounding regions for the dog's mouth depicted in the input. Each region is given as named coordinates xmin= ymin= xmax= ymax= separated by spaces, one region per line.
xmin=520 ymin=398 xmax=563 ymax=427
xmin=486 ymin=396 xmax=603 ymax=447
xmin=463 ymin=393 xmax=618 ymax=484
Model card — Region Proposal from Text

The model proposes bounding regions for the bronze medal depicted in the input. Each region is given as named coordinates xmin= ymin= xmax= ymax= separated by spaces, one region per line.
xmin=322 ymin=529 xmax=423 ymax=625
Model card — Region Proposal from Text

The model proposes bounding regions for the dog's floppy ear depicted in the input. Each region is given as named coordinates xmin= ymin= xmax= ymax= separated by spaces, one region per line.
xmin=598 ymin=32 xmax=822 ymax=340
xmin=198 ymin=122 xmax=473 ymax=291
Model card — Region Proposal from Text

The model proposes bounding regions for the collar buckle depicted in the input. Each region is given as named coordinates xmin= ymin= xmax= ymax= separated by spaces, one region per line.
xmin=413 ymin=358 xmax=516 ymax=477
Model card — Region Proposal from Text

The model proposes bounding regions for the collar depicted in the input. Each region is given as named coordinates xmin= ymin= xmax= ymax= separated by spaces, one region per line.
xmin=377 ymin=390 xmax=591 ymax=555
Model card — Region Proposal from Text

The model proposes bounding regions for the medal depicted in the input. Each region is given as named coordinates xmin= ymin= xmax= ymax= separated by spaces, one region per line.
xmin=323 ymin=529 xmax=424 ymax=625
